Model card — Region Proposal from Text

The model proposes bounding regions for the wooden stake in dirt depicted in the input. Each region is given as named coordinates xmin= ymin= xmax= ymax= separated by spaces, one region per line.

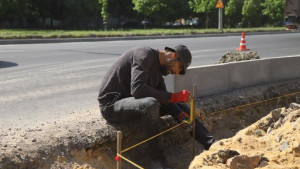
xmin=117 ymin=131 xmax=122 ymax=169
xmin=192 ymin=84 xmax=196 ymax=157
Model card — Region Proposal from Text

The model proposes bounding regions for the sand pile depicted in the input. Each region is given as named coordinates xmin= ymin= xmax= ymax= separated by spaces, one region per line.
xmin=189 ymin=103 xmax=300 ymax=169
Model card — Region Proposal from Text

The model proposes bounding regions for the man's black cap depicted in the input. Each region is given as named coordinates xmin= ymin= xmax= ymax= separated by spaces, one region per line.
xmin=165 ymin=45 xmax=192 ymax=75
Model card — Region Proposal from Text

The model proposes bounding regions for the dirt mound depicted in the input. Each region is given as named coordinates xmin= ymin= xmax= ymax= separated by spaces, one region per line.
xmin=216 ymin=51 xmax=260 ymax=64
xmin=2 ymin=80 xmax=300 ymax=169
xmin=189 ymin=103 xmax=300 ymax=169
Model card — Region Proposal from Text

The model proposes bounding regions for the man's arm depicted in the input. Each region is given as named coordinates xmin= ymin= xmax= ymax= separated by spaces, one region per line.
xmin=130 ymin=61 xmax=171 ymax=105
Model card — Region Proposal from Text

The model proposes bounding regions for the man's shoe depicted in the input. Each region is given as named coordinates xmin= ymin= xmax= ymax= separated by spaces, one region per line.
xmin=204 ymin=138 xmax=217 ymax=150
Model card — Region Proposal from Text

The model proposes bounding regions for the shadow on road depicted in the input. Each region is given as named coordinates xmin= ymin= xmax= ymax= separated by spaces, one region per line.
xmin=0 ymin=61 xmax=18 ymax=69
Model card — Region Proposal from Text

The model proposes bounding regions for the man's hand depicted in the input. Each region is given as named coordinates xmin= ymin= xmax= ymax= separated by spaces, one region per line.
xmin=170 ymin=90 xmax=190 ymax=103
xmin=177 ymin=112 xmax=194 ymax=133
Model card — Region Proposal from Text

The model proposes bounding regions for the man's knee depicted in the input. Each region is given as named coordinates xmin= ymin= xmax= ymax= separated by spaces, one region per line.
xmin=142 ymin=97 xmax=160 ymax=119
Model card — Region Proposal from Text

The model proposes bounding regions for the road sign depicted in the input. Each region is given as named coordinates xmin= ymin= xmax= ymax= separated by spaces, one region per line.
xmin=215 ymin=0 xmax=224 ymax=8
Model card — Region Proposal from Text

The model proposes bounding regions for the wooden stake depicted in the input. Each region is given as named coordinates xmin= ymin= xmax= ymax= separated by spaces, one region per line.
xmin=192 ymin=84 xmax=196 ymax=157
xmin=117 ymin=131 xmax=122 ymax=169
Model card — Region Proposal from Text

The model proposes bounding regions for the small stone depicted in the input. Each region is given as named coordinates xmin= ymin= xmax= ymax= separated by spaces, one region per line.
xmin=271 ymin=108 xmax=284 ymax=121
xmin=267 ymin=126 xmax=273 ymax=134
xmin=292 ymin=142 xmax=300 ymax=157
xmin=226 ymin=155 xmax=261 ymax=169
xmin=217 ymin=149 xmax=240 ymax=163
xmin=280 ymin=142 xmax=289 ymax=151
xmin=292 ymin=122 xmax=297 ymax=130
xmin=258 ymin=160 xmax=268 ymax=167
xmin=255 ymin=129 xmax=264 ymax=137
xmin=203 ymin=161 xmax=209 ymax=166
xmin=276 ymin=135 xmax=282 ymax=142
xmin=37 ymin=128 xmax=42 ymax=131
xmin=237 ymin=137 xmax=242 ymax=143
xmin=26 ymin=129 xmax=34 ymax=132
xmin=291 ymin=136 xmax=295 ymax=141
xmin=289 ymin=103 xmax=300 ymax=110
xmin=32 ymin=138 xmax=37 ymax=142
xmin=274 ymin=118 xmax=282 ymax=129
xmin=219 ymin=141 xmax=224 ymax=146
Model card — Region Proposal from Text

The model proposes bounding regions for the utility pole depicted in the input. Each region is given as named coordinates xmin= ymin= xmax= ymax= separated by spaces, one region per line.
xmin=218 ymin=8 xmax=223 ymax=31
xmin=215 ymin=0 xmax=224 ymax=32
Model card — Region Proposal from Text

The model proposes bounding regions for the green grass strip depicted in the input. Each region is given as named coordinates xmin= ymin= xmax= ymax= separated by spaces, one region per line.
xmin=0 ymin=27 xmax=286 ymax=39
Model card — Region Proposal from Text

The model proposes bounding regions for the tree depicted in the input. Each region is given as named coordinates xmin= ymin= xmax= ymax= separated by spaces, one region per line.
xmin=262 ymin=0 xmax=284 ymax=25
xmin=188 ymin=0 xmax=217 ymax=28
xmin=99 ymin=0 xmax=108 ymax=30
xmin=62 ymin=0 xmax=98 ymax=28
xmin=132 ymin=0 xmax=192 ymax=26
xmin=107 ymin=0 xmax=137 ymax=25
xmin=158 ymin=0 xmax=192 ymax=22
xmin=224 ymin=0 xmax=244 ymax=28
xmin=0 ymin=0 xmax=32 ymax=27
xmin=242 ymin=0 xmax=265 ymax=27
xmin=132 ymin=0 xmax=161 ymax=17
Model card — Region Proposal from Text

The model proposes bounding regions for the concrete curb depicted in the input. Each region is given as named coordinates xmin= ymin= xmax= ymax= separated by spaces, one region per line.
xmin=0 ymin=31 xmax=296 ymax=45
xmin=173 ymin=55 xmax=300 ymax=98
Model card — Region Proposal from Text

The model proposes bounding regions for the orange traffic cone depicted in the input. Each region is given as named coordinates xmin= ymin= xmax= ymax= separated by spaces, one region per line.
xmin=236 ymin=31 xmax=249 ymax=51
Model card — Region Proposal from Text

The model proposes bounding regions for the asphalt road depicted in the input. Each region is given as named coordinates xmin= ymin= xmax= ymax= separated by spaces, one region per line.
xmin=1 ymin=32 xmax=300 ymax=129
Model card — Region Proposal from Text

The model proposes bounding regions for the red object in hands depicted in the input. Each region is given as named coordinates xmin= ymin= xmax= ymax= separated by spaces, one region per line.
xmin=177 ymin=112 xmax=190 ymax=122
xmin=170 ymin=90 xmax=190 ymax=103
xmin=115 ymin=155 xmax=121 ymax=161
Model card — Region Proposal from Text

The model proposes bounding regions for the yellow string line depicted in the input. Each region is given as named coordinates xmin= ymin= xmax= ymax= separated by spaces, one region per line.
xmin=121 ymin=122 xmax=184 ymax=153
xmin=210 ymin=91 xmax=300 ymax=115
xmin=117 ymin=154 xmax=144 ymax=169
xmin=121 ymin=91 xmax=300 ymax=154
xmin=117 ymin=91 xmax=300 ymax=168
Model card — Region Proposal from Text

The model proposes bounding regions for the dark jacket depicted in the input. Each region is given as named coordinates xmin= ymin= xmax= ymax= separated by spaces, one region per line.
xmin=98 ymin=47 xmax=172 ymax=107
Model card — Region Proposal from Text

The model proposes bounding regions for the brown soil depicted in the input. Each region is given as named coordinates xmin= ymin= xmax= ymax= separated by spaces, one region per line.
xmin=1 ymin=79 xmax=300 ymax=169
xmin=215 ymin=51 xmax=260 ymax=64
xmin=189 ymin=104 xmax=300 ymax=169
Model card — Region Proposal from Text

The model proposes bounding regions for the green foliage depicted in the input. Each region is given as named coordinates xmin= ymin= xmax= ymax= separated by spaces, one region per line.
xmin=262 ymin=0 xmax=284 ymax=24
xmin=0 ymin=0 xmax=31 ymax=26
xmin=132 ymin=0 xmax=162 ymax=17
xmin=188 ymin=0 xmax=218 ymax=28
xmin=132 ymin=0 xmax=191 ymax=24
xmin=224 ymin=0 xmax=244 ymax=27
xmin=242 ymin=0 xmax=264 ymax=27
xmin=99 ymin=0 xmax=108 ymax=25
xmin=0 ymin=0 xmax=287 ymax=28
xmin=153 ymin=0 xmax=192 ymax=23
xmin=61 ymin=0 xmax=98 ymax=27
xmin=188 ymin=0 xmax=216 ymax=13
xmin=107 ymin=0 xmax=136 ymax=24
